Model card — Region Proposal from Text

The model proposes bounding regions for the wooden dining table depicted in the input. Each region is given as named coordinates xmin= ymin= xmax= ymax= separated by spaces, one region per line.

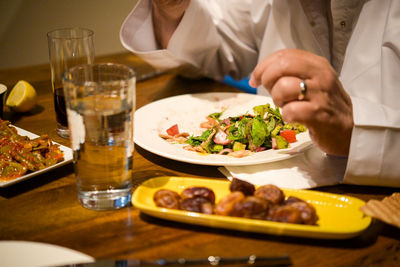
xmin=0 ymin=52 xmax=399 ymax=267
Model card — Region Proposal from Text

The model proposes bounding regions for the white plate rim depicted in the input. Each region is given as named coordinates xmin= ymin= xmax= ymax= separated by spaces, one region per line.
xmin=0 ymin=240 xmax=94 ymax=266
xmin=134 ymin=92 xmax=312 ymax=166
xmin=0 ymin=126 xmax=73 ymax=187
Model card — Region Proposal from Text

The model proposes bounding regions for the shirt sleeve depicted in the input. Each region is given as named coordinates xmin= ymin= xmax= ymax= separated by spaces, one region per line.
xmin=345 ymin=97 xmax=400 ymax=187
xmin=343 ymin=0 xmax=400 ymax=187
xmin=120 ymin=0 xmax=259 ymax=80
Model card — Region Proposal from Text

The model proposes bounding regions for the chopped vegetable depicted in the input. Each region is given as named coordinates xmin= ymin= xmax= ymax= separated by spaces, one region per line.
xmin=232 ymin=142 xmax=246 ymax=151
xmin=166 ymin=124 xmax=179 ymax=136
xmin=274 ymin=135 xmax=289 ymax=149
xmin=279 ymin=129 xmax=297 ymax=143
xmin=208 ymin=111 xmax=223 ymax=121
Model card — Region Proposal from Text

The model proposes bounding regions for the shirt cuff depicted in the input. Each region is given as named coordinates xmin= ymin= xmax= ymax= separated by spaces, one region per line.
xmin=344 ymin=96 xmax=400 ymax=187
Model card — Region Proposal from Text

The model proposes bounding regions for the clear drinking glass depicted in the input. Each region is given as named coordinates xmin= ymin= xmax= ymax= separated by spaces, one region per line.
xmin=47 ymin=27 xmax=95 ymax=138
xmin=63 ymin=63 xmax=136 ymax=210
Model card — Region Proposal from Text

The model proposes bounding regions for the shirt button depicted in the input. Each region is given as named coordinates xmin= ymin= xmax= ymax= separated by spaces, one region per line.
xmin=340 ymin=21 xmax=346 ymax=29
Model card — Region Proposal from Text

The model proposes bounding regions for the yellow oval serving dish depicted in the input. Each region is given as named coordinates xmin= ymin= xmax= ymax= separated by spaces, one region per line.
xmin=132 ymin=176 xmax=371 ymax=239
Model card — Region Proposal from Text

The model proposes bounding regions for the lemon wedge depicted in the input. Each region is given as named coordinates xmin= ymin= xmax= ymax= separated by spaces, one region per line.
xmin=6 ymin=80 xmax=37 ymax=113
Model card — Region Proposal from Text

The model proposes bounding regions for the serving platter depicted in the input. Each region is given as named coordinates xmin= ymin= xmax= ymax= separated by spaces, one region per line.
xmin=132 ymin=176 xmax=372 ymax=239
xmin=134 ymin=92 xmax=312 ymax=166
xmin=0 ymin=126 xmax=73 ymax=187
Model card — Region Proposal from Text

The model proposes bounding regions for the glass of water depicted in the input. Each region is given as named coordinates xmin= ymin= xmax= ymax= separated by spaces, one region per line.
xmin=63 ymin=63 xmax=136 ymax=210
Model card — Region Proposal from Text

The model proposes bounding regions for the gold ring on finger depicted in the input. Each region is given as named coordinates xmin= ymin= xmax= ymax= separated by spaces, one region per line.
xmin=298 ymin=79 xmax=307 ymax=101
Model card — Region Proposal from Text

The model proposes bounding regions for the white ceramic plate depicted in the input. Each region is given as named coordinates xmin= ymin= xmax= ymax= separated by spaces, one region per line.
xmin=134 ymin=92 xmax=312 ymax=166
xmin=0 ymin=126 xmax=73 ymax=187
xmin=0 ymin=241 xmax=94 ymax=267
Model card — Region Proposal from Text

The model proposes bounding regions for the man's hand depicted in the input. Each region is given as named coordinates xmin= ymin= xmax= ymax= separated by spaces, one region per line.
xmin=152 ymin=0 xmax=191 ymax=48
xmin=249 ymin=49 xmax=354 ymax=156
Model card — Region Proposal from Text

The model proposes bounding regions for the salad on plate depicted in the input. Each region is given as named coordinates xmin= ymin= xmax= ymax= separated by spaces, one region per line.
xmin=159 ymin=103 xmax=307 ymax=158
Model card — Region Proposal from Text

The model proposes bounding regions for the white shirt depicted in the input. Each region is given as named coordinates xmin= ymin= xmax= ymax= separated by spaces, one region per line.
xmin=120 ymin=0 xmax=400 ymax=187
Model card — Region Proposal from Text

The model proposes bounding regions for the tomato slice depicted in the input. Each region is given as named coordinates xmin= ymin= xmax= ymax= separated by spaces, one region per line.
xmin=166 ymin=124 xmax=179 ymax=136
xmin=279 ymin=129 xmax=297 ymax=143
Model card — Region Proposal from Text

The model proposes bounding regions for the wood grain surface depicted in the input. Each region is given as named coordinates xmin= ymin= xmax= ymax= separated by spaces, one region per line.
xmin=0 ymin=53 xmax=399 ymax=267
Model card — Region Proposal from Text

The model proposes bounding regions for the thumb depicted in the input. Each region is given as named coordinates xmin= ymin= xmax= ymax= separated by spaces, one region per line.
xmin=248 ymin=73 xmax=259 ymax=88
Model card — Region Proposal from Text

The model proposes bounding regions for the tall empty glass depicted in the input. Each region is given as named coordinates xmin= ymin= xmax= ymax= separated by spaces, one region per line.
xmin=63 ymin=63 xmax=136 ymax=210
xmin=47 ymin=28 xmax=94 ymax=138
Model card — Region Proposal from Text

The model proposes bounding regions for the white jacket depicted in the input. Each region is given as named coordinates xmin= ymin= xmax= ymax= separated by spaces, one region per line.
xmin=121 ymin=0 xmax=400 ymax=187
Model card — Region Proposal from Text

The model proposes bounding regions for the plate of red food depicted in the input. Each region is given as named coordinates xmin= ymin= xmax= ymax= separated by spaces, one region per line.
xmin=0 ymin=120 xmax=73 ymax=187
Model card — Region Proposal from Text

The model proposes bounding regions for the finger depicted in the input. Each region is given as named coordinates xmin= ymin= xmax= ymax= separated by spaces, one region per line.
xmin=268 ymin=76 xmax=304 ymax=107
xmin=280 ymin=100 xmax=318 ymax=125
xmin=248 ymin=73 xmax=259 ymax=88
xmin=251 ymin=50 xmax=296 ymax=90
xmin=262 ymin=50 xmax=316 ymax=90
xmin=253 ymin=49 xmax=325 ymax=91
xmin=251 ymin=50 xmax=294 ymax=90
xmin=250 ymin=56 xmax=271 ymax=89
